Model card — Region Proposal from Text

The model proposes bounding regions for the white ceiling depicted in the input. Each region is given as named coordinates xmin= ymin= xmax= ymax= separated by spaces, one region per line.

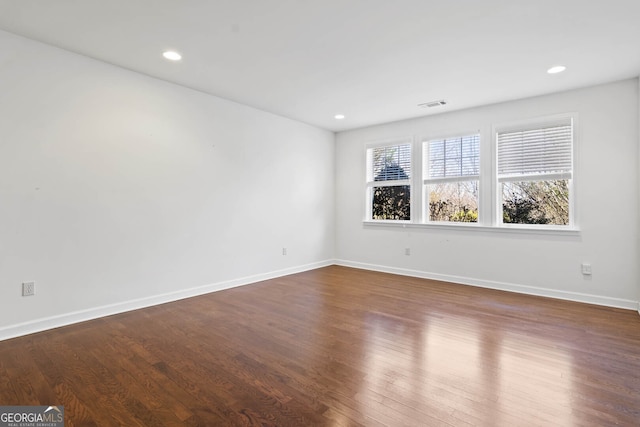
xmin=0 ymin=1 xmax=639 ymax=132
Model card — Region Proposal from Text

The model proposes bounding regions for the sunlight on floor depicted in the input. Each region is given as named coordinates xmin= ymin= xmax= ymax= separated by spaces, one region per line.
xmin=359 ymin=311 xmax=574 ymax=425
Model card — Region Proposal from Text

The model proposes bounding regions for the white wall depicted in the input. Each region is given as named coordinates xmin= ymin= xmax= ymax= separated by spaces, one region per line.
xmin=1 ymin=30 xmax=637 ymax=342
xmin=0 ymin=30 xmax=335 ymax=339
xmin=336 ymin=79 xmax=639 ymax=308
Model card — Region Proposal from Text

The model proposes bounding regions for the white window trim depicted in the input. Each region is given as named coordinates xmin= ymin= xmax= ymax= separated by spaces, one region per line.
xmin=361 ymin=114 xmax=580 ymax=236
xmin=364 ymin=137 xmax=414 ymax=223
xmin=492 ymin=113 xmax=578 ymax=230
xmin=362 ymin=220 xmax=581 ymax=236
xmin=422 ymin=132 xmax=481 ymax=225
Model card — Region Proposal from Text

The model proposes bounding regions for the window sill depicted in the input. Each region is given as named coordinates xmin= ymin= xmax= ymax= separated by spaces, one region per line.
xmin=362 ymin=220 xmax=580 ymax=236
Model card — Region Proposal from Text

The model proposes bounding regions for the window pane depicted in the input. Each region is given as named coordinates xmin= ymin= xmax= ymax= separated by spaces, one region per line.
xmin=428 ymin=181 xmax=478 ymax=222
xmin=372 ymin=144 xmax=411 ymax=181
xmin=502 ymin=180 xmax=569 ymax=225
xmin=445 ymin=157 xmax=460 ymax=176
xmin=445 ymin=141 xmax=461 ymax=159
xmin=462 ymin=156 xmax=479 ymax=175
xmin=430 ymin=159 xmax=445 ymax=177
xmin=427 ymin=135 xmax=479 ymax=179
xmin=372 ymin=185 xmax=410 ymax=220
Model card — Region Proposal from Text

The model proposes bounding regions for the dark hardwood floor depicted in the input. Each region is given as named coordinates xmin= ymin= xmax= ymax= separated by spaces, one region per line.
xmin=1 ymin=266 xmax=639 ymax=426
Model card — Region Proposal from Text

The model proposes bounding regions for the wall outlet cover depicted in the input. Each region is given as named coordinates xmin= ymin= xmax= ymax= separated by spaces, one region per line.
xmin=22 ymin=281 xmax=35 ymax=296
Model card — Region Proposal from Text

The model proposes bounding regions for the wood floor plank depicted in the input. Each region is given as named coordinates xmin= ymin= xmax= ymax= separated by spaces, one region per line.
xmin=1 ymin=265 xmax=639 ymax=426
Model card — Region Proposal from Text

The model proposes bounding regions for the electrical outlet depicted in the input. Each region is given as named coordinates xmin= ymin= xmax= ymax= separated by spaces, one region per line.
xmin=581 ymin=263 xmax=592 ymax=275
xmin=22 ymin=281 xmax=35 ymax=297
xmin=282 ymin=247 xmax=287 ymax=256
xmin=405 ymin=248 xmax=411 ymax=256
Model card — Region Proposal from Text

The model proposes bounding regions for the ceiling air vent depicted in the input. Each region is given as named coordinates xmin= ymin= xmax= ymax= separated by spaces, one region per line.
xmin=418 ymin=100 xmax=447 ymax=108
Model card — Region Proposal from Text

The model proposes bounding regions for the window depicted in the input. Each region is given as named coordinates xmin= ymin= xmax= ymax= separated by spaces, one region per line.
xmin=363 ymin=114 xmax=576 ymax=231
xmin=424 ymin=134 xmax=480 ymax=223
xmin=366 ymin=142 xmax=412 ymax=221
xmin=496 ymin=117 xmax=573 ymax=226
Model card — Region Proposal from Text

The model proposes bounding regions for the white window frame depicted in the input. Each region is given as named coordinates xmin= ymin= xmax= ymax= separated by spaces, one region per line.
xmin=362 ymin=114 xmax=579 ymax=235
xmin=493 ymin=113 xmax=577 ymax=230
xmin=364 ymin=138 xmax=414 ymax=223
xmin=422 ymin=133 xmax=481 ymax=224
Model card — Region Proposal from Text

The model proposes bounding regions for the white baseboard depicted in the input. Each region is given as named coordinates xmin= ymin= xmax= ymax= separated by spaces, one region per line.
xmin=2 ymin=258 xmax=637 ymax=341
xmin=0 ymin=260 xmax=333 ymax=342
xmin=335 ymin=259 xmax=639 ymax=311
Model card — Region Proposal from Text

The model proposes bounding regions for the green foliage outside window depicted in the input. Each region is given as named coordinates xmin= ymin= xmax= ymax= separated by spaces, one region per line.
xmin=371 ymin=161 xmax=410 ymax=220
xmin=502 ymin=180 xmax=569 ymax=225
xmin=372 ymin=185 xmax=410 ymax=220
xmin=428 ymin=181 xmax=478 ymax=222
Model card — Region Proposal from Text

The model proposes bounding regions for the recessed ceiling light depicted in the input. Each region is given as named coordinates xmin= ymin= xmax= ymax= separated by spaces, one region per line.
xmin=334 ymin=114 xmax=345 ymax=120
xmin=547 ymin=65 xmax=566 ymax=74
xmin=163 ymin=51 xmax=182 ymax=61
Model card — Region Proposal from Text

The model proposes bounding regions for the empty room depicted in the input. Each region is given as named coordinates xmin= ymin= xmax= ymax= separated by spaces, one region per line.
xmin=1 ymin=1 xmax=639 ymax=426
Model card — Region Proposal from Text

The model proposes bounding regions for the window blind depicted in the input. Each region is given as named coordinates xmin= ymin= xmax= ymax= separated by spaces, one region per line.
xmin=370 ymin=144 xmax=411 ymax=182
xmin=426 ymin=134 xmax=480 ymax=180
xmin=497 ymin=122 xmax=572 ymax=178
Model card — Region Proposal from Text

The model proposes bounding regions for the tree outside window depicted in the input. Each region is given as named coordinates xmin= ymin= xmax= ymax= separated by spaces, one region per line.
xmin=367 ymin=143 xmax=411 ymax=221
